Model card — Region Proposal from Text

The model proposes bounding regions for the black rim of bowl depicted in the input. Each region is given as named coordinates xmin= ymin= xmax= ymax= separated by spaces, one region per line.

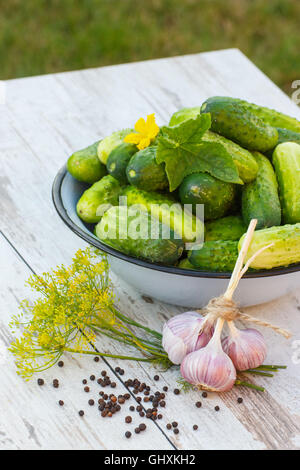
xmin=52 ymin=165 xmax=300 ymax=279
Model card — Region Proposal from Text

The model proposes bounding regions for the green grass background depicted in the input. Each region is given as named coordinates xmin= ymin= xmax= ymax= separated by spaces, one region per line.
xmin=1 ymin=0 xmax=299 ymax=94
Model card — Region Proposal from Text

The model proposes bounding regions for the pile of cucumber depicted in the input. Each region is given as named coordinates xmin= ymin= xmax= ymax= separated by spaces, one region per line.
xmin=67 ymin=96 xmax=300 ymax=272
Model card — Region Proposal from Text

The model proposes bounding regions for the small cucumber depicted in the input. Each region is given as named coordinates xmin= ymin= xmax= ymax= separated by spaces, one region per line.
xmin=202 ymin=130 xmax=258 ymax=183
xmin=178 ymin=258 xmax=197 ymax=270
xmin=96 ymin=206 xmax=184 ymax=265
xmin=242 ymin=152 xmax=281 ymax=229
xmin=126 ymin=146 xmax=168 ymax=191
xmin=107 ymin=143 xmax=137 ymax=184
xmin=67 ymin=141 xmax=107 ymax=184
xmin=98 ymin=129 xmax=134 ymax=164
xmin=122 ymin=186 xmax=203 ymax=244
xmin=272 ymin=142 xmax=300 ymax=224
xmin=188 ymin=240 xmax=238 ymax=272
xmin=205 ymin=215 xmax=247 ymax=242
xmin=201 ymin=96 xmax=278 ymax=152
xmin=77 ymin=175 xmax=122 ymax=223
xmin=179 ymin=172 xmax=236 ymax=221
xmin=239 ymin=223 xmax=300 ymax=269
xmin=265 ymin=128 xmax=300 ymax=158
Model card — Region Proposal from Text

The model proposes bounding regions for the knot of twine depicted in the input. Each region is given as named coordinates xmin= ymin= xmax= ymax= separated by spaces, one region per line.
xmin=198 ymin=296 xmax=291 ymax=339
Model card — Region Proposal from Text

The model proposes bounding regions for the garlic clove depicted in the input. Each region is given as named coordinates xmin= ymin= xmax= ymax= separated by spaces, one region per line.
xmin=162 ymin=311 xmax=213 ymax=365
xmin=180 ymin=318 xmax=236 ymax=392
xmin=222 ymin=323 xmax=267 ymax=371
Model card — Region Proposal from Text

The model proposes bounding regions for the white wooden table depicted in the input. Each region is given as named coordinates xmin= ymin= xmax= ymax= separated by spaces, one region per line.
xmin=1 ymin=49 xmax=300 ymax=450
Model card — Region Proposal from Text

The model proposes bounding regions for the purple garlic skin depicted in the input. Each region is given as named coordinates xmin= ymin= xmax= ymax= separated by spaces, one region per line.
xmin=222 ymin=327 xmax=267 ymax=371
xmin=180 ymin=318 xmax=236 ymax=392
xmin=180 ymin=344 xmax=236 ymax=392
xmin=162 ymin=311 xmax=214 ymax=365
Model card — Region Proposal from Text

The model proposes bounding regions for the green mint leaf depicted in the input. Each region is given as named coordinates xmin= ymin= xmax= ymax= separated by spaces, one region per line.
xmin=157 ymin=113 xmax=242 ymax=191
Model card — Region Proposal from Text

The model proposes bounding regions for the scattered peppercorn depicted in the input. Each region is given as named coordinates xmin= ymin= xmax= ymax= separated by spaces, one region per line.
xmin=58 ymin=400 xmax=64 ymax=407
xmin=160 ymin=400 xmax=166 ymax=407
xmin=84 ymin=386 xmax=90 ymax=393
xmin=172 ymin=421 xmax=178 ymax=428
xmin=37 ymin=378 xmax=44 ymax=386
xmin=53 ymin=379 xmax=59 ymax=388
xmin=129 ymin=406 xmax=135 ymax=412
xmin=202 ymin=392 xmax=208 ymax=398
xmin=82 ymin=379 xmax=87 ymax=385
xmin=173 ymin=388 xmax=180 ymax=395
xmin=195 ymin=401 xmax=202 ymax=408
xmin=79 ymin=410 xmax=84 ymax=417
xmin=139 ymin=423 xmax=146 ymax=431
xmin=158 ymin=414 xmax=162 ymax=420
xmin=125 ymin=431 xmax=131 ymax=439
xmin=115 ymin=367 xmax=121 ymax=373
xmin=193 ymin=425 xmax=198 ymax=431
xmin=119 ymin=369 xmax=125 ymax=376
xmin=125 ymin=416 xmax=132 ymax=424
xmin=58 ymin=361 xmax=64 ymax=368
xmin=215 ymin=406 xmax=220 ymax=411
xmin=154 ymin=375 xmax=159 ymax=381
xmin=90 ymin=375 xmax=95 ymax=381
xmin=94 ymin=357 xmax=100 ymax=363
xmin=101 ymin=370 xmax=107 ymax=377
xmin=237 ymin=397 xmax=243 ymax=404
xmin=173 ymin=428 xmax=179 ymax=435
xmin=88 ymin=399 xmax=95 ymax=406
xmin=135 ymin=427 xmax=140 ymax=434
xmin=111 ymin=382 xmax=116 ymax=388
xmin=163 ymin=386 xmax=168 ymax=392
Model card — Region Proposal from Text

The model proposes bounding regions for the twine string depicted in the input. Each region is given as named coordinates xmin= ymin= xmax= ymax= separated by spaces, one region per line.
xmin=196 ymin=219 xmax=292 ymax=340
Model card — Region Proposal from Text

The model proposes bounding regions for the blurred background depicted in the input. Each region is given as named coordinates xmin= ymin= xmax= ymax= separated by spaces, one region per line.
xmin=1 ymin=0 xmax=299 ymax=95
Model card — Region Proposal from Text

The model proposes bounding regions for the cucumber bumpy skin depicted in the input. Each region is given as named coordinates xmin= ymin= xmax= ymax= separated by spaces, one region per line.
xmin=106 ymin=143 xmax=137 ymax=185
xmin=97 ymin=129 xmax=134 ymax=164
xmin=202 ymin=130 xmax=258 ymax=183
xmin=67 ymin=141 xmax=107 ymax=184
xmin=205 ymin=215 xmax=247 ymax=242
xmin=242 ymin=152 xmax=281 ymax=230
xmin=122 ymin=186 xmax=204 ymax=244
xmin=239 ymin=223 xmax=300 ymax=269
xmin=188 ymin=240 xmax=238 ymax=272
xmin=201 ymin=96 xmax=278 ymax=152
xmin=179 ymin=172 xmax=236 ymax=221
xmin=76 ymin=175 xmax=122 ymax=224
xmin=126 ymin=146 xmax=168 ymax=191
xmin=169 ymin=107 xmax=201 ymax=126
xmin=272 ymin=142 xmax=300 ymax=224
xmin=96 ymin=206 xmax=184 ymax=265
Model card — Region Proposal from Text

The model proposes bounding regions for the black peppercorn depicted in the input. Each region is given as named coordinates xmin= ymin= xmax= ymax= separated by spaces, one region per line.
xmin=139 ymin=423 xmax=146 ymax=431
xmin=79 ymin=410 xmax=84 ymax=417
xmin=215 ymin=406 xmax=220 ymax=411
xmin=174 ymin=428 xmax=179 ymax=435
xmin=125 ymin=416 xmax=132 ymax=423
xmin=237 ymin=397 xmax=243 ymax=404
xmin=154 ymin=375 xmax=159 ymax=381
xmin=173 ymin=388 xmax=180 ymax=395
xmin=84 ymin=386 xmax=90 ymax=393
xmin=195 ymin=401 xmax=202 ymax=408
xmin=88 ymin=399 xmax=95 ymax=406
xmin=37 ymin=378 xmax=44 ymax=386
xmin=58 ymin=361 xmax=64 ymax=368
xmin=202 ymin=392 xmax=208 ymax=398
xmin=125 ymin=431 xmax=131 ymax=439
xmin=90 ymin=375 xmax=95 ymax=381
xmin=94 ymin=357 xmax=100 ymax=362
xmin=58 ymin=400 xmax=64 ymax=406
xmin=193 ymin=424 xmax=198 ymax=430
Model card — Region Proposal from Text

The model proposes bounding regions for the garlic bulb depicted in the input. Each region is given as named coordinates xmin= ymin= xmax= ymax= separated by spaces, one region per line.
xmin=180 ymin=319 xmax=236 ymax=392
xmin=222 ymin=322 xmax=267 ymax=371
xmin=162 ymin=311 xmax=214 ymax=365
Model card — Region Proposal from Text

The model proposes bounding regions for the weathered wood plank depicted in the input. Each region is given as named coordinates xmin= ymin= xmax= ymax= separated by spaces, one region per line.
xmin=1 ymin=49 xmax=300 ymax=449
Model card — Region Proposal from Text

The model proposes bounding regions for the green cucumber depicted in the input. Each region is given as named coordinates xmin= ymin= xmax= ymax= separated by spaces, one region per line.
xmin=169 ymin=107 xmax=201 ymax=126
xmin=205 ymin=215 xmax=247 ymax=242
xmin=242 ymin=152 xmax=281 ymax=229
xmin=67 ymin=141 xmax=107 ymax=184
xmin=126 ymin=146 xmax=168 ymax=191
xmin=96 ymin=206 xmax=184 ymax=265
xmin=107 ymin=143 xmax=137 ymax=184
xmin=239 ymin=223 xmax=300 ymax=269
xmin=77 ymin=175 xmax=122 ymax=223
xmin=188 ymin=240 xmax=238 ymax=272
xmin=122 ymin=186 xmax=203 ymax=244
xmin=179 ymin=172 xmax=236 ymax=221
xmin=201 ymin=96 xmax=278 ymax=152
xmin=276 ymin=128 xmax=300 ymax=146
xmin=239 ymin=100 xmax=300 ymax=133
xmin=98 ymin=129 xmax=134 ymax=164
xmin=272 ymin=142 xmax=300 ymax=224
xmin=202 ymin=130 xmax=258 ymax=183
xmin=178 ymin=258 xmax=197 ymax=270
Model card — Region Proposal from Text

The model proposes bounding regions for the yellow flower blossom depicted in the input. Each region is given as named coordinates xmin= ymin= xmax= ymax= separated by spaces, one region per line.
xmin=124 ymin=113 xmax=159 ymax=150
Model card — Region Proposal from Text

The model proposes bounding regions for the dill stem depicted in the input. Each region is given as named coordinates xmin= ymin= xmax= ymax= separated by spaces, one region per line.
xmin=235 ymin=380 xmax=265 ymax=392
xmin=64 ymin=348 xmax=152 ymax=362
xmin=112 ymin=309 xmax=162 ymax=340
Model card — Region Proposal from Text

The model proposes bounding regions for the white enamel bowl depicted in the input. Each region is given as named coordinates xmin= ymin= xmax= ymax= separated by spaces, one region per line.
xmin=52 ymin=167 xmax=300 ymax=307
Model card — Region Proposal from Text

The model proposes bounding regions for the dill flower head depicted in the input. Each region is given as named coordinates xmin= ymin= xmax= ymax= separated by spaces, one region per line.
xmin=9 ymin=247 xmax=115 ymax=379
